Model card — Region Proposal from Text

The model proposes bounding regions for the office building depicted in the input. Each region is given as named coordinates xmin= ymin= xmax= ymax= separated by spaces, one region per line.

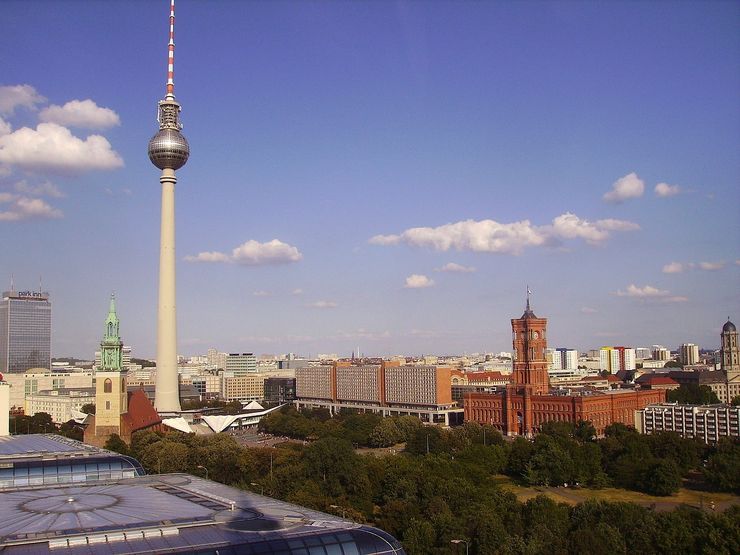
xmin=651 ymin=345 xmax=670 ymax=361
xmin=225 ymin=352 xmax=257 ymax=375
xmin=635 ymin=403 xmax=739 ymax=444
xmin=221 ymin=372 xmax=265 ymax=402
xmin=680 ymin=343 xmax=700 ymax=366
xmin=0 ymin=289 xmax=51 ymax=375
xmin=550 ymin=348 xmax=578 ymax=371
xmin=635 ymin=347 xmax=652 ymax=360
xmin=264 ymin=377 xmax=296 ymax=403
xmin=600 ymin=346 xmax=636 ymax=373
xmin=24 ymin=387 xmax=96 ymax=424
xmin=296 ymin=362 xmax=461 ymax=425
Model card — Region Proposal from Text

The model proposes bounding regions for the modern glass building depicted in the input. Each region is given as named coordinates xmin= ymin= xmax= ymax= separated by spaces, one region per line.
xmin=0 ymin=434 xmax=144 ymax=489
xmin=0 ymin=290 xmax=52 ymax=374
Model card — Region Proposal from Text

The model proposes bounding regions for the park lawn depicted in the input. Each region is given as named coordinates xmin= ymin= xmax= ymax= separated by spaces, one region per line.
xmin=491 ymin=474 xmax=740 ymax=509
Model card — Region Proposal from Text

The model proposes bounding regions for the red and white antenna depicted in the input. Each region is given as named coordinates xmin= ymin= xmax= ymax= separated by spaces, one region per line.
xmin=166 ymin=0 xmax=176 ymax=99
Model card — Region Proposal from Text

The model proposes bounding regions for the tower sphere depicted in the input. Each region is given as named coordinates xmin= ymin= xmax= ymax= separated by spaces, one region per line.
xmin=148 ymin=128 xmax=190 ymax=170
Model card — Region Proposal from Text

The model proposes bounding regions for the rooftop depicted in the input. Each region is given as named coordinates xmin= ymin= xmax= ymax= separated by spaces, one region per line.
xmin=0 ymin=435 xmax=108 ymax=460
xmin=0 ymin=474 xmax=404 ymax=554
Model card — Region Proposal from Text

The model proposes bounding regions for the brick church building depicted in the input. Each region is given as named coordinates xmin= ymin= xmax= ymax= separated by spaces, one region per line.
xmin=464 ymin=296 xmax=664 ymax=436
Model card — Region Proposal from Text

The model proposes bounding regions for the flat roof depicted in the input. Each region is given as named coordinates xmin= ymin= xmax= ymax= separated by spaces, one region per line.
xmin=0 ymin=435 xmax=110 ymax=460
xmin=0 ymin=474 xmax=404 ymax=554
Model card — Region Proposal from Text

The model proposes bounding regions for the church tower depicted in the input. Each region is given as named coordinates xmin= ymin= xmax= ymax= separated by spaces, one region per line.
xmin=94 ymin=295 xmax=128 ymax=436
xmin=511 ymin=290 xmax=549 ymax=395
xmin=721 ymin=318 xmax=739 ymax=382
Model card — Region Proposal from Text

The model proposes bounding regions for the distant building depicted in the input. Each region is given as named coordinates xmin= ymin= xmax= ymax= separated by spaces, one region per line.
xmin=551 ymin=348 xmax=578 ymax=371
xmin=465 ymin=299 xmax=663 ymax=436
xmin=0 ymin=289 xmax=51 ymax=374
xmin=679 ymin=343 xmax=700 ymax=366
xmin=635 ymin=347 xmax=652 ymax=360
xmin=192 ymin=372 xmax=221 ymax=400
xmin=635 ymin=403 xmax=739 ymax=444
xmin=600 ymin=346 xmax=636 ymax=373
xmin=221 ymin=373 xmax=264 ymax=402
xmin=264 ymin=377 xmax=296 ymax=403
xmin=24 ymin=387 xmax=96 ymax=424
xmin=633 ymin=374 xmax=680 ymax=391
xmin=3 ymin=368 xmax=94 ymax=413
xmin=296 ymin=362 xmax=462 ymax=425
xmin=225 ymin=353 xmax=257 ymax=375
xmin=651 ymin=345 xmax=671 ymax=361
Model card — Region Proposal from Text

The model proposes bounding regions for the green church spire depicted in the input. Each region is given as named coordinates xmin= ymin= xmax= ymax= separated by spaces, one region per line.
xmin=100 ymin=294 xmax=123 ymax=371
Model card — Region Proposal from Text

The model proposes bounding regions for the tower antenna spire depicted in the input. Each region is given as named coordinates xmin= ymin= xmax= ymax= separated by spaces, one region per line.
xmin=166 ymin=0 xmax=176 ymax=99
xmin=526 ymin=284 xmax=532 ymax=311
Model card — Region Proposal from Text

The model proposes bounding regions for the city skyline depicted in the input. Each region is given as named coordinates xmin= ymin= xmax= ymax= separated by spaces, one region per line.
xmin=1 ymin=1 xmax=738 ymax=358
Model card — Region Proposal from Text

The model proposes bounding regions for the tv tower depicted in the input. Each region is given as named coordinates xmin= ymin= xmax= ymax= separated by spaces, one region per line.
xmin=148 ymin=0 xmax=189 ymax=413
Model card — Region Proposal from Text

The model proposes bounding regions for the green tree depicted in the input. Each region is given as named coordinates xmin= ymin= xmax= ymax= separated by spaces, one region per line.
xmin=104 ymin=433 xmax=130 ymax=455
xmin=703 ymin=438 xmax=740 ymax=493
xmin=569 ymin=522 xmax=627 ymax=554
xmin=641 ymin=458 xmax=681 ymax=496
xmin=369 ymin=418 xmax=401 ymax=447
xmin=58 ymin=420 xmax=83 ymax=441
xmin=402 ymin=518 xmax=436 ymax=555
xmin=666 ymin=384 xmax=720 ymax=404
xmin=731 ymin=395 xmax=740 ymax=406
xmin=506 ymin=436 xmax=534 ymax=478
xmin=80 ymin=403 xmax=96 ymax=415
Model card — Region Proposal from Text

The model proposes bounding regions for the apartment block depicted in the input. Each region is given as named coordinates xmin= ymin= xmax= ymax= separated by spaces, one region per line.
xmin=635 ymin=403 xmax=739 ymax=443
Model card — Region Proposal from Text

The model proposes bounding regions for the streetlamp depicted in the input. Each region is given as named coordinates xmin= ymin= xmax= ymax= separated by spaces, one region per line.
xmin=329 ymin=504 xmax=346 ymax=519
xmin=197 ymin=465 xmax=209 ymax=480
xmin=451 ymin=539 xmax=469 ymax=555
xmin=250 ymin=482 xmax=264 ymax=495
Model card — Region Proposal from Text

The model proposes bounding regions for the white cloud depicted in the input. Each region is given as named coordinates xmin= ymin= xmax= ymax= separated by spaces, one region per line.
xmin=617 ymin=284 xmax=669 ymax=298
xmin=0 ymin=122 xmax=123 ymax=174
xmin=184 ymin=239 xmax=303 ymax=266
xmin=39 ymin=99 xmax=120 ymax=129
xmin=0 ymin=117 xmax=11 ymax=136
xmin=370 ymin=212 xmax=638 ymax=255
xmin=183 ymin=251 xmax=230 ymax=263
xmin=331 ymin=329 xmax=391 ymax=341
xmin=699 ymin=261 xmax=725 ymax=271
xmin=253 ymin=290 xmax=272 ymax=297
xmin=0 ymin=85 xmax=46 ymax=115
xmin=404 ymin=274 xmax=434 ymax=288
xmin=662 ymin=262 xmax=685 ymax=274
xmin=580 ymin=307 xmax=597 ymax=314
xmin=615 ymin=284 xmax=687 ymax=303
xmin=307 ymin=300 xmax=337 ymax=309
xmin=736 ymin=259 xmax=740 ymax=266
xmin=0 ymin=195 xmax=62 ymax=221
xmin=603 ymin=172 xmax=645 ymax=203
xmin=291 ymin=288 xmax=304 ymax=295
xmin=655 ymin=182 xmax=681 ymax=197
xmin=664 ymin=260 xmax=726 ymax=273
xmin=13 ymin=180 xmax=64 ymax=198
xmin=436 ymin=262 xmax=475 ymax=273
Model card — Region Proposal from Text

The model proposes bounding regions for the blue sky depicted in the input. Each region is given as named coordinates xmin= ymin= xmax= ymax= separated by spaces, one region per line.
xmin=1 ymin=1 xmax=738 ymax=359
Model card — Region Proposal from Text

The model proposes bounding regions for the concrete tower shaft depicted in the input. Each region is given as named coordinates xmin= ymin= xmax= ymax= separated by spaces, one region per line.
xmin=150 ymin=0 xmax=187 ymax=414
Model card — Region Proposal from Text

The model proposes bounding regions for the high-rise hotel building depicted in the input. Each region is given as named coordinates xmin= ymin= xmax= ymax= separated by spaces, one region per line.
xmin=0 ymin=290 xmax=51 ymax=374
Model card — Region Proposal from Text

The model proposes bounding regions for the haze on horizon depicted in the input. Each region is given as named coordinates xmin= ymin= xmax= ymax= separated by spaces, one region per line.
xmin=0 ymin=1 xmax=738 ymax=359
